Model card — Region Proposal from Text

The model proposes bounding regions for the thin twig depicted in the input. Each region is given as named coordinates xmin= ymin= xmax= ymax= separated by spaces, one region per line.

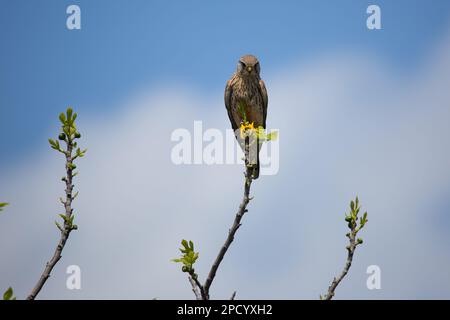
xmin=193 ymin=275 xmax=208 ymax=300
xmin=188 ymin=276 xmax=202 ymax=300
xmin=203 ymin=164 xmax=254 ymax=299
xmin=230 ymin=291 xmax=237 ymax=300
xmin=323 ymin=198 xmax=367 ymax=300
xmin=27 ymin=143 xmax=75 ymax=300
xmin=27 ymin=109 xmax=83 ymax=300
xmin=323 ymin=229 xmax=357 ymax=300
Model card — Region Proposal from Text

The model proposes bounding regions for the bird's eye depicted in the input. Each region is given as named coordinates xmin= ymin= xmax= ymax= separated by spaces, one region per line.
xmin=237 ymin=61 xmax=245 ymax=71
xmin=255 ymin=62 xmax=260 ymax=73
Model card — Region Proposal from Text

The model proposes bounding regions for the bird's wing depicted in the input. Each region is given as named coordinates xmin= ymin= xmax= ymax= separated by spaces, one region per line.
xmin=259 ymin=79 xmax=268 ymax=128
xmin=224 ymin=78 xmax=239 ymax=132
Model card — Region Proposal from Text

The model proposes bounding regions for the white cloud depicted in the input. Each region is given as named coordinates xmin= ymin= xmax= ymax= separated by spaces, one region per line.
xmin=1 ymin=32 xmax=450 ymax=299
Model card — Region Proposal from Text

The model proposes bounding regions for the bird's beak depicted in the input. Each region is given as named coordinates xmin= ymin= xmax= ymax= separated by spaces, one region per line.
xmin=247 ymin=66 xmax=252 ymax=73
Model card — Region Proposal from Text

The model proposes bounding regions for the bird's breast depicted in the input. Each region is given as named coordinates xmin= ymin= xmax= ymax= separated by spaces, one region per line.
xmin=232 ymin=79 xmax=264 ymax=127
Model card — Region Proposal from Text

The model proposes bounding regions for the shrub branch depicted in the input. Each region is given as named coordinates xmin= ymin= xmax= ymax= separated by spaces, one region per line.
xmin=203 ymin=165 xmax=253 ymax=299
xmin=27 ymin=108 xmax=85 ymax=300
xmin=322 ymin=197 xmax=368 ymax=300
xmin=173 ymin=134 xmax=256 ymax=300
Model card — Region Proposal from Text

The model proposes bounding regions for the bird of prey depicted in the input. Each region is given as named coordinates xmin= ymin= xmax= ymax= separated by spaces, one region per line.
xmin=224 ymin=54 xmax=268 ymax=179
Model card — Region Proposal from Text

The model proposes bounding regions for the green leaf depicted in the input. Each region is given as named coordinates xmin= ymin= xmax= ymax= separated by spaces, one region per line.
xmin=48 ymin=138 xmax=58 ymax=149
xmin=63 ymin=126 xmax=70 ymax=136
xmin=55 ymin=221 xmax=63 ymax=232
xmin=3 ymin=287 xmax=14 ymax=300
xmin=0 ymin=202 xmax=9 ymax=212
xmin=59 ymin=213 xmax=69 ymax=224
xmin=75 ymin=148 xmax=87 ymax=158
xmin=69 ymin=127 xmax=76 ymax=136
xmin=66 ymin=108 xmax=73 ymax=121
xmin=67 ymin=163 xmax=77 ymax=170
xmin=59 ymin=112 xmax=66 ymax=124
xmin=172 ymin=239 xmax=200 ymax=271
xmin=265 ymin=131 xmax=279 ymax=141
xmin=48 ymin=139 xmax=62 ymax=152
xmin=359 ymin=211 xmax=368 ymax=228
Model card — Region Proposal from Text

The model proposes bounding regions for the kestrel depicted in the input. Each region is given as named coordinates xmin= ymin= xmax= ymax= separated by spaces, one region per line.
xmin=224 ymin=54 xmax=268 ymax=179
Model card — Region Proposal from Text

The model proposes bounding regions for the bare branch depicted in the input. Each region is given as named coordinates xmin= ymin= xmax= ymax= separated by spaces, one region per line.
xmin=27 ymin=108 xmax=84 ymax=300
xmin=174 ymin=134 xmax=258 ymax=300
xmin=188 ymin=276 xmax=202 ymax=300
xmin=323 ymin=197 xmax=368 ymax=300
xmin=230 ymin=291 xmax=237 ymax=300
xmin=323 ymin=232 xmax=357 ymax=300
xmin=203 ymin=165 xmax=254 ymax=299
xmin=193 ymin=276 xmax=208 ymax=300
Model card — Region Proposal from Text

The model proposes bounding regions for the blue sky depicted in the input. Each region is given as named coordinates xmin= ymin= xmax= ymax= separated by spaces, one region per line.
xmin=1 ymin=1 xmax=450 ymax=299
xmin=1 ymin=0 xmax=450 ymax=165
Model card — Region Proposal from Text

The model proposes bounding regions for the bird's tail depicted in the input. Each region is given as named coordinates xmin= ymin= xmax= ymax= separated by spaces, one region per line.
xmin=248 ymin=138 xmax=260 ymax=180
xmin=239 ymin=131 xmax=261 ymax=180
xmin=252 ymin=153 xmax=260 ymax=179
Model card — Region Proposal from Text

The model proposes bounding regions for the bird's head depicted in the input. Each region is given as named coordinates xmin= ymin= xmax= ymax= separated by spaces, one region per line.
xmin=237 ymin=54 xmax=260 ymax=77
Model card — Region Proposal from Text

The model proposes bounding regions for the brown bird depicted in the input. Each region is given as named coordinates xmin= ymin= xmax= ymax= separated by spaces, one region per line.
xmin=225 ymin=54 xmax=268 ymax=179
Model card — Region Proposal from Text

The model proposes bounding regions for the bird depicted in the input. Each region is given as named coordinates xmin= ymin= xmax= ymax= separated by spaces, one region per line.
xmin=224 ymin=54 xmax=268 ymax=179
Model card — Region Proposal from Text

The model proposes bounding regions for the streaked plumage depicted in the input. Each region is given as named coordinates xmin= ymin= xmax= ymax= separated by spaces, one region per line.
xmin=224 ymin=54 xmax=268 ymax=179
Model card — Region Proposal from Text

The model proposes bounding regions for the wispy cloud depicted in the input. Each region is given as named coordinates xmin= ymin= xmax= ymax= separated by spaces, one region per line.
xmin=1 ymin=30 xmax=450 ymax=299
